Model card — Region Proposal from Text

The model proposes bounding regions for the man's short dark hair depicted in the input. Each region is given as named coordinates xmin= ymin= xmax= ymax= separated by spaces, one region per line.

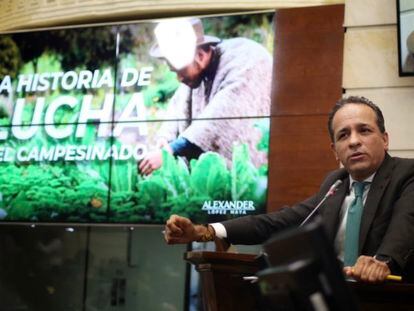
xmin=327 ymin=96 xmax=386 ymax=142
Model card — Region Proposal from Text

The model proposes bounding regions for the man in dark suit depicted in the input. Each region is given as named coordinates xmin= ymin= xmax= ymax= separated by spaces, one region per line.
xmin=164 ymin=96 xmax=414 ymax=283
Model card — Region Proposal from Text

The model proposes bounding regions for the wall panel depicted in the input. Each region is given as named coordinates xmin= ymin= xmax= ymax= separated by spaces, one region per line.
xmin=343 ymin=0 xmax=414 ymax=159
xmin=344 ymin=0 xmax=396 ymax=26
xmin=268 ymin=115 xmax=339 ymax=209
xmin=345 ymin=87 xmax=414 ymax=151
xmin=272 ymin=4 xmax=345 ymax=115
xmin=267 ymin=4 xmax=344 ymax=210
xmin=343 ymin=27 xmax=414 ymax=88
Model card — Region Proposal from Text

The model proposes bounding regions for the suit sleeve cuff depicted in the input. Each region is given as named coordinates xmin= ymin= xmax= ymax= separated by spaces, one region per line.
xmin=374 ymin=254 xmax=401 ymax=274
xmin=210 ymin=222 xmax=227 ymax=239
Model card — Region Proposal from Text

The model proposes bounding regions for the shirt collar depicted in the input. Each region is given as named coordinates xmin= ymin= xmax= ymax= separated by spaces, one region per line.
xmin=348 ymin=172 xmax=376 ymax=192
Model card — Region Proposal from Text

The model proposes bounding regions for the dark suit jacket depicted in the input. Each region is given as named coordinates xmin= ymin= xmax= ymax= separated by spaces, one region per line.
xmin=222 ymin=154 xmax=414 ymax=272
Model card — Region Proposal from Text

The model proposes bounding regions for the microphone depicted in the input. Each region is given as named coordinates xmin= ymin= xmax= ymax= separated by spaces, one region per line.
xmin=299 ymin=179 xmax=343 ymax=227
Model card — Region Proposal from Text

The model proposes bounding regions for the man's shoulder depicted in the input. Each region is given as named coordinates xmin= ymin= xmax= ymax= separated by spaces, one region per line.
xmin=220 ymin=37 xmax=260 ymax=47
xmin=388 ymin=156 xmax=414 ymax=174
xmin=218 ymin=37 xmax=271 ymax=59
xmin=371 ymin=155 xmax=414 ymax=186
xmin=390 ymin=155 xmax=414 ymax=165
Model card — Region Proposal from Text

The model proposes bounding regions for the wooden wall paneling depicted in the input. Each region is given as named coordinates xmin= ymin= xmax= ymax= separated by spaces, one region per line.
xmin=272 ymin=4 xmax=345 ymax=115
xmin=268 ymin=115 xmax=338 ymax=210
xmin=267 ymin=4 xmax=344 ymax=211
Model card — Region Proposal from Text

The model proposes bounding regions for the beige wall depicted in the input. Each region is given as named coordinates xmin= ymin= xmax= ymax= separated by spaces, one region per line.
xmin=343 ymin=0 xmax=414 ymax=158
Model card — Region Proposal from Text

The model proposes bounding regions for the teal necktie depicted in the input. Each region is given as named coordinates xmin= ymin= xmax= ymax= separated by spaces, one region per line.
xmin=344 ymin=182 xmax=367 ymax=266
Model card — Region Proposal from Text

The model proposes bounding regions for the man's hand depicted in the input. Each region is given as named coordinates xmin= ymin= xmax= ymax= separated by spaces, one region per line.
xmin=139 ymin=150 xmax=163 ymax=175
xmin=138 ymin=143 xmax=173 ymax=176
xmin=164 ymin=214 xmax=208 ymax=244
xmin=343 ymin=255 xmax=391 ymax=283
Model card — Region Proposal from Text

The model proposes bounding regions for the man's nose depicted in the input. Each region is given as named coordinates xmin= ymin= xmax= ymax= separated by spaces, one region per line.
xmin=349 ymin=131 xmax=361 ymax=147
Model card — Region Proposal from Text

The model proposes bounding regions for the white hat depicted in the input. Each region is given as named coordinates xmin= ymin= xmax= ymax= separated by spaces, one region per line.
xmin=149 ymin=18 xmax=220 ymax=69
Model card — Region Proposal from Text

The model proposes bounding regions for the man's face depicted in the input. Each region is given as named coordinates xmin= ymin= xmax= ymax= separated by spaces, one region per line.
xmin=170 ymin=61 xmax=203 ymax=88
xmin=330 ymin=103 xmax=389 ymax=181
xmin=165 ymin=47 xmax=210 ymax=89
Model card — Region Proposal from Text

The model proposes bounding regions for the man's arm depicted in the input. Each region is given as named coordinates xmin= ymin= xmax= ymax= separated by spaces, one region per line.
xmin=345 ymin=159 xmax=414 ymax=283
xmin=221 ymin=194 xmax=320 ymax=245
xmin=138 ymin=137 xmax=204 ymax=175
xmin=164 ymin=214 xmax=215 ymax=244
xmin=165 ymin=170 xmax=343 ymax=245
xmin=373 ymin=160 xmax=414 ymax=275
xmin=169 ymin=137 xmax=204 ymax=159
xmin=164 ymin=194 xmax=320 ymax=246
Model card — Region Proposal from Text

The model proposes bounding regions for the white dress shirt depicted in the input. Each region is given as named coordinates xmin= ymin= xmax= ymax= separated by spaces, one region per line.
xmin=334 ymin=173 xmax=375 ymax=262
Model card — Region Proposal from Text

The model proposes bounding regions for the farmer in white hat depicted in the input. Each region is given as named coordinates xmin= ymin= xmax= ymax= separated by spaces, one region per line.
xmin=139 ymin=18 xmax=272 ymax=175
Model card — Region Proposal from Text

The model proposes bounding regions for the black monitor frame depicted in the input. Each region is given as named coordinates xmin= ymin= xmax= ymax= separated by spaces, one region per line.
xmin=396 ymin=0 xmax=414 ymax=76
xmin=257 ymin=220 xmax=359 ymax=311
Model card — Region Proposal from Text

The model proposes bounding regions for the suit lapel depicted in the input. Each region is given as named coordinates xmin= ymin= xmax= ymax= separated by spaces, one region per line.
xmin=323 ymin=176 xmax=349 ymax=241
xmin=359 ymin=155 xmax=394 ymax=253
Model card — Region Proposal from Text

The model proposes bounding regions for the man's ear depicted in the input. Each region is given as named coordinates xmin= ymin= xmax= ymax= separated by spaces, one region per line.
xmin=330 ymin=142 xmax=339 ymax=161
xmin=383 ymin=131 xmax=389 ymax=151
xmin=194 ymin=47 xmax=211 ymax=70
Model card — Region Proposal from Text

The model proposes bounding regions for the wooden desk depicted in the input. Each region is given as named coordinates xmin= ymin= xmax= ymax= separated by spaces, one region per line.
xmin=350 ymin=282 xmax=414 ymax=311
xmin=185 ymin=251 xmax=414 ymax=311
xmin=185 ymin=251 xmax=260 ymax=311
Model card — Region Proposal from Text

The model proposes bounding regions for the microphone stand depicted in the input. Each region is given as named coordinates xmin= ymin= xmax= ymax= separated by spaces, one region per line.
xmin=299 ymin=180 xmax=343 ymax=227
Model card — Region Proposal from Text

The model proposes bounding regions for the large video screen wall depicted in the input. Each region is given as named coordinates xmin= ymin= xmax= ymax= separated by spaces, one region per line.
xmin=0 ymin=12 xmax=274 ymax=224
